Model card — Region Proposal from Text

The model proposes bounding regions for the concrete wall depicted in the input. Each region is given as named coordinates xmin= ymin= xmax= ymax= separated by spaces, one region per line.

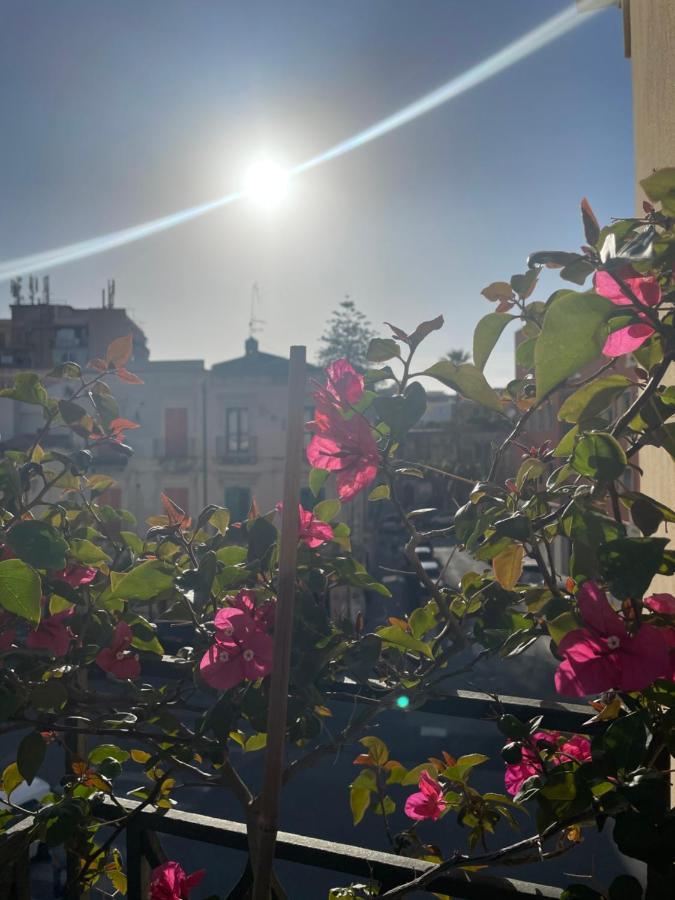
xmin=628 ymin=0 xmax=675 ymax=590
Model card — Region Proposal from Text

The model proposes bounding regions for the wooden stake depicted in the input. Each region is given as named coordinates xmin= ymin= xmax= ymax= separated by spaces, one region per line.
xmin=253 ymin=346 xmax=306 ymax=899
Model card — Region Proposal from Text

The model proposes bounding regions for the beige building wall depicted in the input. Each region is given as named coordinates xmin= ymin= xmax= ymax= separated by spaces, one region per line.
xmin=626 ymin=0 xmax=675 ymax=590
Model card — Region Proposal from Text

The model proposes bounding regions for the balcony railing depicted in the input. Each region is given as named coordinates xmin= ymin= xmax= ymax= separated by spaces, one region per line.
xmin=3 ymin=688 xmax=612 ymax=900
xmin=216 ymin=434 xmax=258 ymax=464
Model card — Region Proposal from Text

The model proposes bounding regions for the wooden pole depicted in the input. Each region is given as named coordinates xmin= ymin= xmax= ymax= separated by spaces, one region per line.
xmin=253 ymin=346 xmax=306 ymax=899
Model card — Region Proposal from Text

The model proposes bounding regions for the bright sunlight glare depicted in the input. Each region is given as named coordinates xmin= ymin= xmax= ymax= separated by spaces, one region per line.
xmin=242 ymin=160 xmax=290 ymax=210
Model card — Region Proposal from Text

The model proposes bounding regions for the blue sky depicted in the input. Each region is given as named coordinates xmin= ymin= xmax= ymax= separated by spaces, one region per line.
xmin=0 ymin=1 xmax=633 ymax=383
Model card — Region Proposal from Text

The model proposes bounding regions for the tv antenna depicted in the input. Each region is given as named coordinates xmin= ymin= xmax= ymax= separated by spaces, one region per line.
xmin=248 ymin=282 xmax=266 ymax=338
xmin=10 ymin=277 xmax=23 ymax=305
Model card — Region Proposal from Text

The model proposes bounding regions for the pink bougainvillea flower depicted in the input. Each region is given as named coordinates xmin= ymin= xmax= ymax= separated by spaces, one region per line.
xmin=324 ymin=358 xmax=364 ymax=407
xmin=53 ymin=564 xmax=97 ymax=588
xmin=200 ymin=607 xmax=273 ymax=692
xmin=554 ymin=582 xmax=670 ymax=697
xmin=307 ymin=406 xmax=379 ymax=501
xmin=149 ymin=861 xmax=205 ymax=900
xmin=228 ymin=589 xmax=276 ymax=630
xmin=594 ymin=267 xmax=661 ymax=357
xmin=644 ymin=593 xmax=675 ymax=615
xmin=26 ymin=609 xmax=74 ymax=657
xmin=95 ymin=621 xmax=141 ymax=679
xmin=404 ymin=770 xmax=447 ymax=821
xmin=276 ymin=503 xmax=334 ymax=548
xmin=504 ymin=730 xmax=591 ymax=796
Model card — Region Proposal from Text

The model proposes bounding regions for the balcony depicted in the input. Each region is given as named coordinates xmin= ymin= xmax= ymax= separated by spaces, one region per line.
xmin=216 ymin=434 xmax=258 ymax=465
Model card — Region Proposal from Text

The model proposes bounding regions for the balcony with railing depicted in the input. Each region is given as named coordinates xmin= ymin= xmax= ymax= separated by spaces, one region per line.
xmin=215 ymin=434 xmax=258 ymax=465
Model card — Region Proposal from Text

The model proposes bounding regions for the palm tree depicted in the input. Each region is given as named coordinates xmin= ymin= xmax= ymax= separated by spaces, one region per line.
xmin=445 ymin=348 xmax=471 ymax=365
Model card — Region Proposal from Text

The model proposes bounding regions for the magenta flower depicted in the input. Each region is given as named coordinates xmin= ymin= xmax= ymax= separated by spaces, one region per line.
xmin=26 ymin=609 xmax=74 ymax=657
xmin=644 ymin=593 xmax=675 ymax=615
xmin=53 ymin=564 xmax=97 ymax=588
xmin=149 ymin=861 xmax=205 ymax=900
xmin=554 ymin=582 xmax=670 ymax=697
xmin=504 ymin=730 xmax=591 ymax=796
xmin=277 ymin=503 xmax=334 ymax=548
xmin=324 ymin=358 xmax=364 ymax=407
xmin=95 ymin=622 xmax=141 ymax=679
xmin=307 ymin=405 xmax=379 ymax=501
xmin=404 ymin=770 xmax=447 ymax=822
xmin=200 ymin=607 xmax=273 ymax=692
xmin=228 ymin=589 xmax=276 ymax=629
xmin=594 ymin=267 xmax=661 ymax=357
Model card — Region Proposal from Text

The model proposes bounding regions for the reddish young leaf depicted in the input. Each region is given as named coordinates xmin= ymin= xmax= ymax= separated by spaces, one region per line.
xmin=109 ymin=418 xmax=140 ymax=433
xmin=87 ymin=358 xmax=107 ymax=372
xmin=384 ymin=322 xmax=410 ymax=342
xmin=248 ymin=497 xmax=260 ymax=520
xmin=105 ymin=335 xmax=133 ymax=369
xmin=116 ymin=367 xmax=144 ymax=385
xmin=408 ymin=315 xmax=444 ymax=349
xmin=160 ymin=492 xmax=190 ymax=529
xmin=580 ymin=197 xmax=600 ymax=247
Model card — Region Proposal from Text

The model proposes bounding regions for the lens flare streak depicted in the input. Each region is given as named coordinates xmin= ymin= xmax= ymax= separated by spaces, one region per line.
xmin=0 ymin=2 xmax=601 ymax=284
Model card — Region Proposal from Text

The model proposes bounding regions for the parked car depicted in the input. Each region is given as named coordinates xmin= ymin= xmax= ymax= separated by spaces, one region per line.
xmin=0 ymin=772 xmax=51 ymax=859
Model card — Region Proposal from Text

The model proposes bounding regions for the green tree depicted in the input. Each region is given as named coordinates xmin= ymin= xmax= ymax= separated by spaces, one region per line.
xmin=317 ymin=298 xmax=375 ymax=369
xmin=445 ymin=347 xmax=471 ymax=365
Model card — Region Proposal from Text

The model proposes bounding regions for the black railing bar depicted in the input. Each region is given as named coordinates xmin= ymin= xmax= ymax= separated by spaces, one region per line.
xmin=327 ymin=683 xmax=594 ymax=733
xmin=97 ymin=800 xmax=562 ymax=899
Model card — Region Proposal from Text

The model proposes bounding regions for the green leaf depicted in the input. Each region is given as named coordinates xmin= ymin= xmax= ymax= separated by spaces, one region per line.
xmin=1 ymin=762 xmax=23 ymax=797
xmin=0 ymin=558 xmax=42 ymax=623
xmin=110 ymin=560 xmax=175 ymax=601
xmin=350 ymin=785 xmax=371 ymax=825
xmin=69 ymin=539 xmax=112 ymax=566
xmin=515 ymin=458 xmax=545 ymax=490
xmin=641 ymin=167 xmax=675 ymax=215
xmin=7 ymin=520 xmax=69 ymax=570
xmin=17 ymin=732 xmax=46 ymax=785
xmin=121 ymin=531 xmax=144 ymax=554
xmin=209 ymin=507 xmax=231 ymax=534
xmin=571 ymin=432 xmax=626 ymax=481
xmin=368 ymin=484 xmax=390 ymax=501
xmin=47 ymin=361 xmax=82 ymax=379
xmin=561 ymin=885 xmax=603 ymax=899
xmin=473 ymin=313 xmax=515 ymax=371
xmin=246 ymin=517 xmax=278 ymax=568
xmin=559 ymin=375 xmax=632 ymax=425
xmin=244 ymin=732 xmax=267 ymax=753
xmin=534 ymin=291 xmax=615 ymax=399
xmin=366 ymin=338 xmax=401 ymax=362
xmin=88 ymin=744 xmax=130 ymax=765
xmin=360 ymin=735 xmax=389 ymax=765
xmin=376 ymin=625 xmax=433 ymax=659
xmin=553 ymin=425 xmax=578 ymax=458
xmin=374 ymin=382 xmax=426 ymax=440
xmin=0 ymin=373 xmax=49 ymax=407
xmin=314 ymin=499 xmax=341 ymax=522
xmin=309 ymin=467 xmax=329 ymax=497
xmin=599 ymin=537 xmax=669 ymax=601
xmin=422 ymin=361 xmax=502 ymax=412
xmin=515 ymin=337 xmax=536 ymax=371
xmin=492 ymin=543 xmax=524 ymax=590
xmin=409 ymin=601 xmax=437 ymax=639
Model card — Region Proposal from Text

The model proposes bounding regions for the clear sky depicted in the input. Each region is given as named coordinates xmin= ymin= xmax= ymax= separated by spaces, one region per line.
xmin=0 ymin=1 xmax=633 ymax=384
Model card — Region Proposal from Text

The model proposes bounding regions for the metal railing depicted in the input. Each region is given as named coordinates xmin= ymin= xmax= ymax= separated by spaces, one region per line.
xmin=2 ymin=688 xmax=601 ymax=899
xmin=152 ymin=436 xmax=198 ymax=460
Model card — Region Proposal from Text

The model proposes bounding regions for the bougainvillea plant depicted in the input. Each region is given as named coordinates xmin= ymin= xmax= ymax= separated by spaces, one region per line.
xmin=0 ymin=170 xmax=674 ymax=900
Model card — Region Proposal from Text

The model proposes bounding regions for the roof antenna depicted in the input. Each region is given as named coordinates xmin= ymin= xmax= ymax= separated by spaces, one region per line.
xmin=248 ymin=281 xmax=266 ymax=339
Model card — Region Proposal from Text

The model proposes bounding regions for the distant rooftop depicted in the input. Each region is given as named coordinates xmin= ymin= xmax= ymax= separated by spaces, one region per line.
xmin=211 ymin=337 xmax=321 ymax=379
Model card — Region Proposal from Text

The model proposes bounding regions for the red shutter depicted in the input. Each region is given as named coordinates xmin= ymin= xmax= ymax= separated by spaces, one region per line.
xmin=165 ymin=408 xmax=188 ymax=457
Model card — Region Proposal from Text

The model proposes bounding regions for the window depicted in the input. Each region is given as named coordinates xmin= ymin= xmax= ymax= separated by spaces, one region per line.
xmin=225 ymin=486 xmax=251 ymax=523
xmin=165 ymin=408 xmax=188 ymax=457
xmin=226 ymin=408 xmax=249 ymax=452
xmin=164 ymin=487 xmax=189 ymax=514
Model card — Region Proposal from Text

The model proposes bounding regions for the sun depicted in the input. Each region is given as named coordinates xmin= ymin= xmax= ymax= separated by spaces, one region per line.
xmin=242 ymin=160 xmax=290 ymax=210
